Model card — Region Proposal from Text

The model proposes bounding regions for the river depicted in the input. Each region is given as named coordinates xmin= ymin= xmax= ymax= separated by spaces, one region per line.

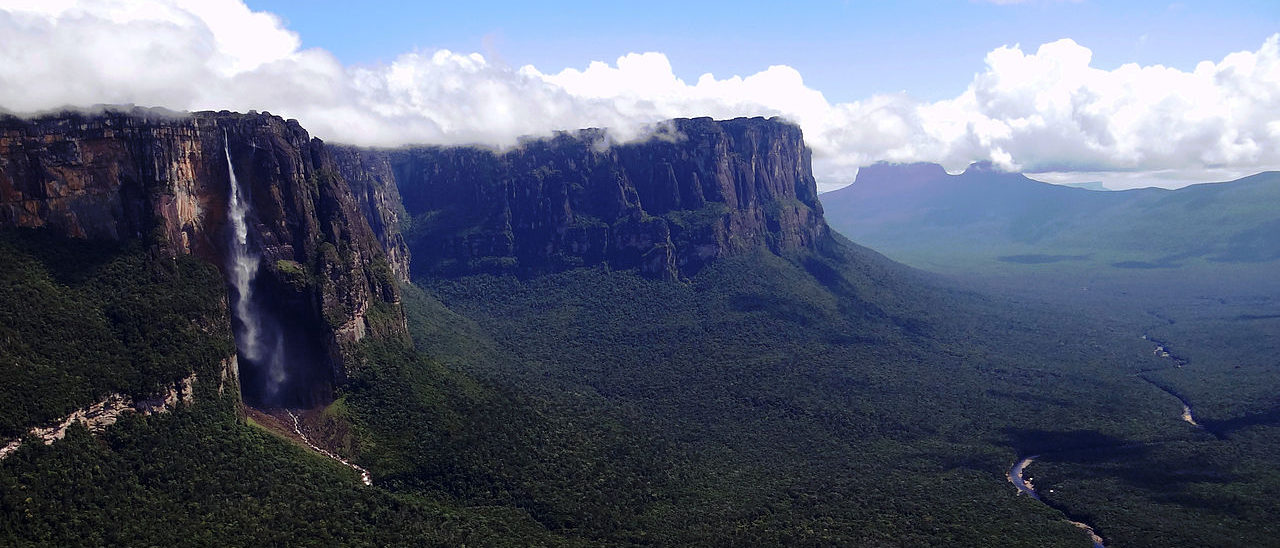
xmin=1009 ymin=455 xmax=1105 ymax=547
xmin=1006 ymin=336 xmax=1203 ymax=547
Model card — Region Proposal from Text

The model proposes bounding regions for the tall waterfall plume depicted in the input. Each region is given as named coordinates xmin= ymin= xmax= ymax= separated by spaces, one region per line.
xmin=224 ymin=133 xmax=287 ymax=402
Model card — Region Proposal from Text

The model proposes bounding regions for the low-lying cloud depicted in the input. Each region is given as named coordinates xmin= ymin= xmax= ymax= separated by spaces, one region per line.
xmin=2 ymin=0 xmax=1277 ymax=188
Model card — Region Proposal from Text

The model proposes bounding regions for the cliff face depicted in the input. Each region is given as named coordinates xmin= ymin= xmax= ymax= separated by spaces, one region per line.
xmin=215 ymin=112 xmax=407 ymax=373
xmin=330 ymin=146 xmax=412 ymax=283
xmin=0 ymin=111 xmax=829 ymax=403
xmin=0 ymin=108 xmax=218 ymax=255
xmin=0 ymin=107 xmax=406 ymax=402
xmin=387 ymin=117 xmax=831 ymax=280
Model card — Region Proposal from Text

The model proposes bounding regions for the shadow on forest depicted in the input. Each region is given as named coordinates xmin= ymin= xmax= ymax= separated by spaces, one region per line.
xmin=1201 ymin=404 xmax=1280 ymax=437
xmin=1008 ymin=429 xmax=1241 ymax=512
xmin=1 ymin=228 xmax=124 ymax=286
xmin=1001 ymin=428 xmax=1135 ymax=457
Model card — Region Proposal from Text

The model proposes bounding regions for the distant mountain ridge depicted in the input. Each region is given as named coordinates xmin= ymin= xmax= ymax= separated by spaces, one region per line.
xmin=820 ymin=161 xmax=1280 ymax=274
xmin=1060 ymin=181 xmax=1109 ymax=191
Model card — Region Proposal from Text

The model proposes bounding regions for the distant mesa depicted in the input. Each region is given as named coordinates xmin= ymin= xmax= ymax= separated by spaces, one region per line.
xmin=1060 ymin=181 xmax=1110 ymax=191
xmin=998 ymin=254 xmax=1091 ymax=265
xmin=847 ymin=162 xmax=951 ymax=197
xmin=819 ymin=159 xmax=1280 ymax=277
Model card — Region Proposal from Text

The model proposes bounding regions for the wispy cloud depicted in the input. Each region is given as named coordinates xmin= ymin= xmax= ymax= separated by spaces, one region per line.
xmin=1 ymin=0 xmax=1277 ymax=187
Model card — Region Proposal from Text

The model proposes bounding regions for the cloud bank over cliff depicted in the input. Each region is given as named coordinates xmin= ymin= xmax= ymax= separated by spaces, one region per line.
xmin=2 ymin=0 xmax=1277 ymax=188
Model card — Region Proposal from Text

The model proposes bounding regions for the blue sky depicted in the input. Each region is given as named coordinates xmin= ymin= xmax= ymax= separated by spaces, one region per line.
xmin=2 ymin=1 xmax=1278 ymax=188
xmin=248 ymin=0 xmax=1280 ymax=102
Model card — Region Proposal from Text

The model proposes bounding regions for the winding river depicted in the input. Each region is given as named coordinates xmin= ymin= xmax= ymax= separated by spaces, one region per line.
xmin=1139 ymin=376 xmax=1203 ymax=430
xmin=1009 ymin=455 xmax=1105 ymax=547
xmin=1007 ymin=336 xmax=1203 ymax=547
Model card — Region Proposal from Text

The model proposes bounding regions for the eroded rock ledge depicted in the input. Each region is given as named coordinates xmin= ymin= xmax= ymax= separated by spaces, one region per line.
xmin=0 ymin=364 xmax=221 ymax=460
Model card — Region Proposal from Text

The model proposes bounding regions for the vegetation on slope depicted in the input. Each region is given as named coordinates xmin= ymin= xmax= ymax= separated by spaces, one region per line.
xmin=1024 ymin=298 xmax=1280 ymax=547
xmin=0 ymin=228 xmax=570 ymax=547
xmin=0 ymin=229 xmax=233 ymax=437
xmin=822 ymin=165 xmax=1280 ymax=546
xmin=0 ymin=397 xmax=571 ymax=547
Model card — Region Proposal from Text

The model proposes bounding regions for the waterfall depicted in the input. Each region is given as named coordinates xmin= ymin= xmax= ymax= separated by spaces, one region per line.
xmin=224 ymin=134 xmax=287 ymax=401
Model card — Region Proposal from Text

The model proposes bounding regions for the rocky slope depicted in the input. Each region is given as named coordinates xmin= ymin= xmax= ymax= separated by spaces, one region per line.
xmin=0 ymin=107 xmax=407 ymax=403
xmin=383 ymin=117 xmax=832 ymax=280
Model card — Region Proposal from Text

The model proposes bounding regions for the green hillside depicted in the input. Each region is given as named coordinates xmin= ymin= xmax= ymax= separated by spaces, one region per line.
xmin=0 ymin=230 xmax=234 ymax=437
xmin=0 ymin=226 xmax=1177 ymax=546
xmin=372 ymin=237 xmax=1235 ymax=546
xmin=0 ymin=229 xmax=567 ymax=546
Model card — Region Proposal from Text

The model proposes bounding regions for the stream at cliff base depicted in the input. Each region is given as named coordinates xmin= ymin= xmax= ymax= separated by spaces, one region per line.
xmin=286 ymin=409 xmax=372 ymax=486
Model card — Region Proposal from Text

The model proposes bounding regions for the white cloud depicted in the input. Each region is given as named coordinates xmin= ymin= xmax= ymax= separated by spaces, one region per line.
xmin=1 ymin=0 xmax=1278 ymax=188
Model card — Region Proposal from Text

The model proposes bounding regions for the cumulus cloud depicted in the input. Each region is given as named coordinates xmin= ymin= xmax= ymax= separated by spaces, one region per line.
xmin=1 ymin=0 xmax=1278 ymax=188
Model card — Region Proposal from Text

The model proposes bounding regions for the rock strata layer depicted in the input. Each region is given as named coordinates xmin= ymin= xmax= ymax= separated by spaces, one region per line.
xmin=0 ymin=111 xmax=831 ymax=405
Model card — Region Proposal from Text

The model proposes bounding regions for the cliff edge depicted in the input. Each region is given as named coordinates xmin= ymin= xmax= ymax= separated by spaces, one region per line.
xmin=381 ymin=116 xmax=832 ymax=281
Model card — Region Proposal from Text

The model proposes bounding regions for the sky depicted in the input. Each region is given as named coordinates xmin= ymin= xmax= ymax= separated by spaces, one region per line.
xmin=1 ymin=0 xmax=1278 ymax=190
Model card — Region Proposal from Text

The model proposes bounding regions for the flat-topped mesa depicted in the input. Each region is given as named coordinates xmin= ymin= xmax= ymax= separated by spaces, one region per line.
xmin=384 ymin=116 xmax=833 ymax=281
xmin=0 ymin=107 xmax=407 ymax=406
xmin=850 ymin=162 xmax=952 ymax=198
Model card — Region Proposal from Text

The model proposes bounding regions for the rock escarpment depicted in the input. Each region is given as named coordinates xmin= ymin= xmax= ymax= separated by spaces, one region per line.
xmin=0 ymin=107 xmax=407 ymax=403
xmin=330 ymin=146 xmax=412 ymax=284
xmin=385 ymin=117 xmax=831 ymax=280
xmin=214 ymin=111 xmax=407 ymax=390
xmin=0 ymin=107 xmax=217 ymax=254
xmin=0 ymin=110 xmax=830 ymax=404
